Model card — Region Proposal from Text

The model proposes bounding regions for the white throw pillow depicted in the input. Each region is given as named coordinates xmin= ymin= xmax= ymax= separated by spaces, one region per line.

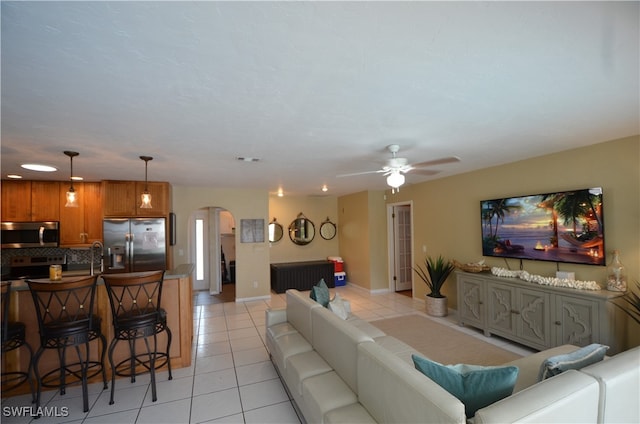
xmin=328 ymin=293 xmax=350 ymax=320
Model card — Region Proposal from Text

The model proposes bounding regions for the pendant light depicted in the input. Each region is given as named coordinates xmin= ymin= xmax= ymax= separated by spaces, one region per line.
xmin=64 ymin=151 xmax=79 ymax=207
xmin=140 ymin=156 xmax=153 ymax=209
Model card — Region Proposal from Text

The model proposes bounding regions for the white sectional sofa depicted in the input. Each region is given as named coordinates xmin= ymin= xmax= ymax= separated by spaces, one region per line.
xmin=266 ymin=289 xmax=640 ymax=424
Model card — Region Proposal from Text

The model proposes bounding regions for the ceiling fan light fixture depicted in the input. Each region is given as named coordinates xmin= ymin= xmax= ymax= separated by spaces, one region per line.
xmin=64 ymin=151 xmax=79 ymax=208
xmin=386 ymin=171 xmax=405 ymax=189
xmin=140 ymin=155 xmax=153 ymax=209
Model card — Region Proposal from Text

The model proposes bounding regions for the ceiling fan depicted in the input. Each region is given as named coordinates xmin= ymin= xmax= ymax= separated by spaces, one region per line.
xmin=337 ymin=144 xmax=460 ymax=192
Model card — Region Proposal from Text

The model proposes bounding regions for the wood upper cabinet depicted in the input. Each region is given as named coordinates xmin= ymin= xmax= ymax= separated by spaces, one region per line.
xmin=103 ymin=180 xmax=170 ymax=217
xmin=135 ymin=181 xmax=170 ymax=217
xmin=59 ymin=182 xmax=103 ymax=246
xmin=102 ymin=181 xmax=137 ymax=216
xmin=1 ymin=180 xmax=32 ymax=221
xmin=31 ymin=181 xmax=60 ymax=221
xmin=1 ymin=180 xmax=59 ymax=222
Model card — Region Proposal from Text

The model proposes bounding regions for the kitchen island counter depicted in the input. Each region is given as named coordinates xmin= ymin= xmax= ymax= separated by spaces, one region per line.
xmin=2 ymin=265 xmax=194 ymax=397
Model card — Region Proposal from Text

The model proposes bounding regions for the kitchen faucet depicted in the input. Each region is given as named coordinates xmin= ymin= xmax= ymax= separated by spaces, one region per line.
xmin=90 ymin=240 xmax=104 ymax=276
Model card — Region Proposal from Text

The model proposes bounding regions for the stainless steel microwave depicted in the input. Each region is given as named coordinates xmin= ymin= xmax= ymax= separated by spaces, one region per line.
xmin=1 ymin=221 xmax=60 ymax=248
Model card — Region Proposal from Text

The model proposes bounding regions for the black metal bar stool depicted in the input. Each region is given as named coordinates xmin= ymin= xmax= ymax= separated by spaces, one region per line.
xmin=27 ymin=275 xmax=108 ymax=414
xmin=102 ymin=271 xmax=172 ymax=405
xmin=1 ymin=281 xmax=35 ymax=401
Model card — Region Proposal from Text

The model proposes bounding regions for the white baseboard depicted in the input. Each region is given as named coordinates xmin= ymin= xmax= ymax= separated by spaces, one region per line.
xmin=236 ymin=294 xmax=271 ymax=303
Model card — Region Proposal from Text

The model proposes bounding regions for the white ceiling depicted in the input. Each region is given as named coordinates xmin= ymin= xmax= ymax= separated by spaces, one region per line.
xmin=1 ymin=1 xmax=638 ymax=197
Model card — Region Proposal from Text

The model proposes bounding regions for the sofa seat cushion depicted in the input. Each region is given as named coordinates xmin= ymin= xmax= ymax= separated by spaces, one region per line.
xmin=267 ymin=321 xmax=299 ymax=340
xmin=301 ymin=371 xmax=359 ymax=424
xmin=324 ymin=403 xmax=376 ymax=424
xmin=412 ymin=354 xmax=518 ymax=418
xmin=538 ymin=343 xmax=608 ymax=381
xmin=504 ymin=344 xmax=578 ymax=393
xmin=284 ymin=350 xmax=333 ymax=396
xmin=474 ymin=370 xmax=599 ymax=423
xmin=272 ymin=332 xmax=313 ymax=371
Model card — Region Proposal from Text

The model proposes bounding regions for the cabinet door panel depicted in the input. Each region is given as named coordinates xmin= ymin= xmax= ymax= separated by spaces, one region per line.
xmin=59 ymin=183 xmax=85 ymax=245
xmin=83 ymin=182 xmax=103 ymax=242
xmin=458 ymin=276 xmax=485 ymax=329
xmin=518 ymin=288 xmax=551 ymax=349
xmin=1 ymin=180 xmax=31 ymax=221
xmin=102 ymin=181 xmax=136 ymax=216
xmin=555 ymin=296 xmax=599 ymax=347
xmin=487 ymin=283 xmax=516 ymax=335
xmin=31 ymin=181 xmax=60 ymax=221
xmin=135 ymin=181 xmax=169 ymax=216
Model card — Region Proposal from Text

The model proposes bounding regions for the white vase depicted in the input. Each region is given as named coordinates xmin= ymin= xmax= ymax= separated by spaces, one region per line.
xmin=425 ymin=295 xmax=447 ymax=317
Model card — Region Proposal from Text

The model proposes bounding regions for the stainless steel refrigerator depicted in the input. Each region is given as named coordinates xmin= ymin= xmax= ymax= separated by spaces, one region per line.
xmin=103 ymin=218 xmax=166 ymax=273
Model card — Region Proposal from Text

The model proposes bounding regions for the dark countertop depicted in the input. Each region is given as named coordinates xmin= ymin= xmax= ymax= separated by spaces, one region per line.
xmin=4 ymin=263 xmax=194 ymax=291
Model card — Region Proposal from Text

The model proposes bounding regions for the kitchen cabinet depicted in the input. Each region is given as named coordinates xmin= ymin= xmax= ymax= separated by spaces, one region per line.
xmin=456 ymin=271 xmax=623 ymax=353
xmin=103 ymin=180 xmax=170 ymax=217
xmin=1 ymin=180 xmax=31 ymax=221
xmin=135 ymin=181 xmax=170 ymax=217
xmin=1 ymin=180 xmax=60 ymax=222
xmin=31 ymin=181 xmax=60 ymax=221
xmin=59 ymin=182 xmax=103 ymax=246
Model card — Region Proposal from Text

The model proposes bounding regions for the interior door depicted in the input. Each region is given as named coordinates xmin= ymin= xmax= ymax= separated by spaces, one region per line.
xmin=393 ymin=204 xmax=413 ymax=291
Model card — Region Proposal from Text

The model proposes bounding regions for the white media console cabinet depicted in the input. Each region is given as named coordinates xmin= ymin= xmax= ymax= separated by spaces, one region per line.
xmin=456 ymin=271 xmax=625 ymax=354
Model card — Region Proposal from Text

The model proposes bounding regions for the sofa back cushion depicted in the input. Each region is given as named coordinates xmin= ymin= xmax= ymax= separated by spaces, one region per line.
xmin=286 ymin=289 xmax=321 ymax=342
xmin=357 ymin=342 xmax=466 ymax=424
xmin=311 ymin=306 xmax=373 ymax=393
xmin=581 ymin=346 xmax=640 ymax=424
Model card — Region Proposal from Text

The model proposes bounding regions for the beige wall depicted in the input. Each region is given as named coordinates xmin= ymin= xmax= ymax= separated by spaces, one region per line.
xmin=268 ymin=195 xmax=339 ymax=263
xmin=171 ymin=186 xmax=270 ymax=300
xmin=385 ymin=135 xmax=639 ymax=347
xmin=337 ymin=190 xmax=388 ymax=290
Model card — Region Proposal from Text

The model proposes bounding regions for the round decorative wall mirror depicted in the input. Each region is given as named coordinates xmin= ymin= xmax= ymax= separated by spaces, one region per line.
xmin=289 ymin=213 xmax=315 ymax=245
xmin=320 ymin=217 xmax=337 ymax=240
xmin=268 ymin=218 xmax=283 ymax=243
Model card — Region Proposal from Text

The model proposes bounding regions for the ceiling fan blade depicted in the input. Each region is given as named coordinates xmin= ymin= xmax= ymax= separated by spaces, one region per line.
xmin=411 ymin=156 xmax=461 ymax=168
xmin=409 ymin=169 xmax=441 ymax=176
xmin=336 ymin=169 xmax=385 ymax=178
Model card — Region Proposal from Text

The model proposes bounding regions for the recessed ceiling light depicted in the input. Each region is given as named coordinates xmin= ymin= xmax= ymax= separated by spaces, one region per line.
xmin=21 ymin=163 xmax=57 ymax=172
xmin=236 ymin=157 xmax=260 ymax=162
xmin=7 ymin=174 xmax=22 ymax=179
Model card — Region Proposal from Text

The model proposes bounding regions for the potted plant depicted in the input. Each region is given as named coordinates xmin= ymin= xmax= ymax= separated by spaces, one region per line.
xmin=414 ymin=255 xmax=456 ymax=317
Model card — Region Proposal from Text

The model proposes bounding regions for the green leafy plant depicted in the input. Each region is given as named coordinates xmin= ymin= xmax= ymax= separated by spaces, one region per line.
xmin=413 ymin=255 xmax=455 ymax=298
xmin=612 ymin=281 xmax=640 ymax=326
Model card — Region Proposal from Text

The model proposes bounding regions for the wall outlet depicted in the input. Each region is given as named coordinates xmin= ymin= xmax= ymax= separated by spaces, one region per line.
xmin=556 ymin=271 xmax=575 ymax=280
xmin=252 ymin=281 xmax=258 ymax=288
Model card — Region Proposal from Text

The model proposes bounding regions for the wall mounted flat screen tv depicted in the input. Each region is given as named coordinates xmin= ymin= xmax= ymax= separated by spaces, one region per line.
xmin=481 ymin=187 xmax=605 ymax=266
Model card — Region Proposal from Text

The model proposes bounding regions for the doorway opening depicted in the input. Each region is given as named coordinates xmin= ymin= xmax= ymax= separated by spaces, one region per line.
xmin=387 ymin=202 xmax=414 ymax=296
xmin=190 ymin=207 xmax=236 ymax=304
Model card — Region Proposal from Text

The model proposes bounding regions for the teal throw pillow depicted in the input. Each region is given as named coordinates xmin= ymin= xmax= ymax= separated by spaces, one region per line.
xmin=412 ymin=354 xmax=519 ymax=418
xmin=538 ymin=343 xmax=608 ymax=381
xmin=310 ymin=278 xmax=330 ymax=307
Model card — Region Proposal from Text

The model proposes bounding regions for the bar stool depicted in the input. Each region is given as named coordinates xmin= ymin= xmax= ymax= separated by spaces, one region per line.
xmin=1 ymin=281 xmax=35 ymax=401
xmin=102 ymin=271 xmax=172 ymax=405
xmin=27 ymin=275 xmax=107 ymax=413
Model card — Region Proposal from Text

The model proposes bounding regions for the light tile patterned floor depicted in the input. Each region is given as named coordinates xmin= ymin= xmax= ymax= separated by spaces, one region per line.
xmin=1 ymin=284 xmax=535 ymax=423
